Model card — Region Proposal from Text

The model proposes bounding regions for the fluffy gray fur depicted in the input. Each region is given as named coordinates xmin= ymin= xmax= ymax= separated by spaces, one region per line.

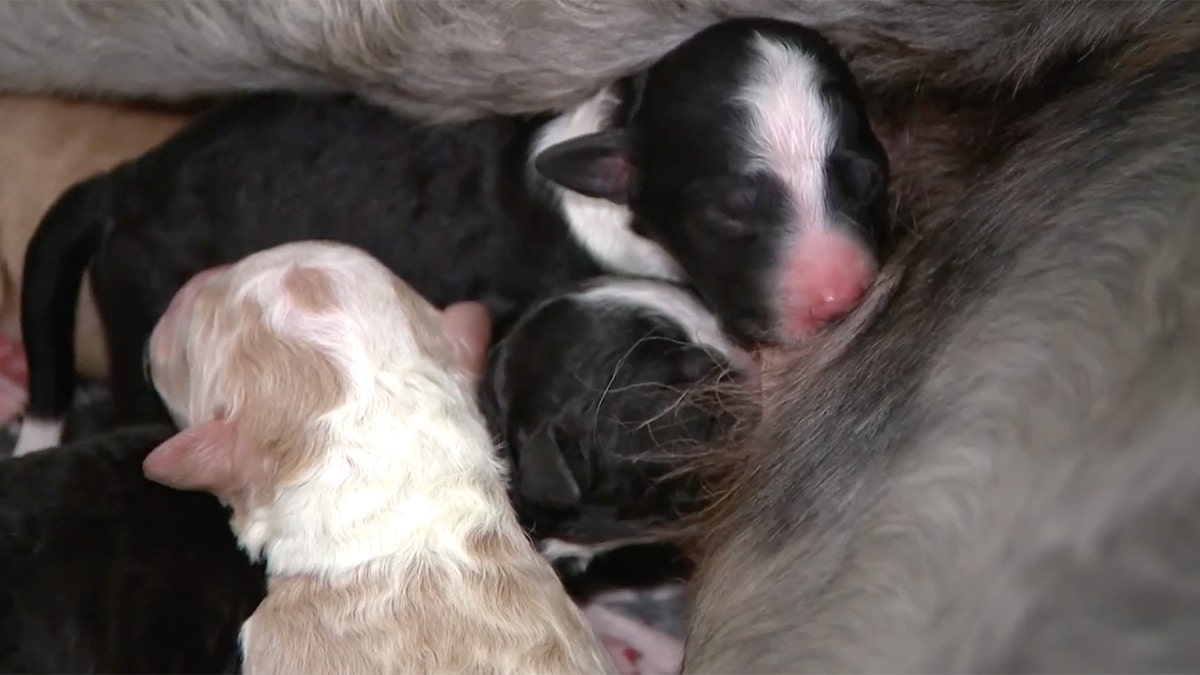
xmin=2 ymin=0 xmax=1199 ymax=671
xmin=685 ymin=13 xmax=1200 ymax=675
xmin=0 ymin=1 xmax=1189 ymax=120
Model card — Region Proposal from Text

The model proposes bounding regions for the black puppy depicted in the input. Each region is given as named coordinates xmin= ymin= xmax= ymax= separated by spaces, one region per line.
xmin=0 ymin=425 xmax=266 ymax=673
xmin=537 ymin=17 xmax=892 ymax=345
xmin=15 ymin=89 xmax=681 ymax=454
xmin=480 ymin=276 xmax=749 ymax=588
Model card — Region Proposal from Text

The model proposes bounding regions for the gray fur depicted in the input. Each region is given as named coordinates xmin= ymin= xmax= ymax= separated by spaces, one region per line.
xmin=685 ymin=22 xmax=1200 ymax=675
xmin=0 ymin=1 xmax=1190 ymax=120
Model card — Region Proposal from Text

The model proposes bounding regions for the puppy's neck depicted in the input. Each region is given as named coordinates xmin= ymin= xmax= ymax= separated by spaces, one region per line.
xmin=238 ymin=382 xmax=519 ymax=582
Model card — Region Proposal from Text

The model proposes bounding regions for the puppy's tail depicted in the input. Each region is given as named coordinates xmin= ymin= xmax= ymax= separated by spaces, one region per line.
xmin=14 ymin=174 xmax=111 ymax=455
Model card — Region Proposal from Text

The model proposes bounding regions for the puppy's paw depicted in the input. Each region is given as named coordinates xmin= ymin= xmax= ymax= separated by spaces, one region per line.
xmin=0 ymin=373 xmax=28 ymax=428
xmin=0 ymin=335 xmax=28 ymax=387
xmin=540 ymin=538 xmax=598 ymax=579
xmin=583 ymin=603 xmax=683 ymax=675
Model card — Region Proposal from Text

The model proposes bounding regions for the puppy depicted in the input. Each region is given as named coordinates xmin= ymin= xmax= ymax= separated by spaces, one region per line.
xmin=481 ymin=276 xmax=749 ymax=587
xmin=0 ymin=424 xmax=265 ymax=673
xmin=536 ymin=17 xmax=891 ymax=345
xmin=0 ymin=95 xmax=193 ymax=422
xmin=141 ymin=241 xmax=615 ymax=674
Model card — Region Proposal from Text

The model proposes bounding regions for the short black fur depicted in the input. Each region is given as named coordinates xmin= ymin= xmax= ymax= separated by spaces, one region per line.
xmin=0 ymin=425 xmax=266 ymax=673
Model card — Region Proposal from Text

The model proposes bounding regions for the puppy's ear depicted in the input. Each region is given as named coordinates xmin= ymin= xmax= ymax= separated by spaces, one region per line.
xmin=533 ymin=130 xmax=636 ymax=205
xmin=673 ymin=345 xmax=723 ymax=384
xmin=829 ymin=148 xmax=887 ymax=208
xmin=143 ymin=418 xmax=238 ymax=495
xmin=441 ymin=301 xmax=492 ymax=381
xmin=516 ymin=425 xmax=583 ymax=510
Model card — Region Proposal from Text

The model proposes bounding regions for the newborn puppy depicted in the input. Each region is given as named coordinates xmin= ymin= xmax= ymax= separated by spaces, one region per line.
xmin=0 ymin=424 xmax=265 ymax=673
xmin=481 ymin=276 xmax=749 ymax=584
xmin=536 ymin=17 xmax=890 ymax=345
xmin=141 ymin=241 xmax=615 ymax=675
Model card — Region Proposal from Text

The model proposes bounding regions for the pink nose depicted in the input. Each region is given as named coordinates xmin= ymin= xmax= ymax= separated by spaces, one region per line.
xmin=777 ymin=232 xmax=876 ymax=339
xmin=804 ymin=266 xmax=869 ymax=323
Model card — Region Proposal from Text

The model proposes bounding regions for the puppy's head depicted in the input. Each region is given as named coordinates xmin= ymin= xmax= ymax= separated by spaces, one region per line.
xmin=534 ymin=18 xmax=890 ymax=346
xmin=481 ymin=278 xmax=747 ymax=548
xmin=141 ymin=241 xmax=491 ymax=552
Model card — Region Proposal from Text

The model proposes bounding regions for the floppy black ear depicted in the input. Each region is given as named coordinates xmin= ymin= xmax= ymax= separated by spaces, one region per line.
xmin=829 ymin=149 xmax=886 ymax=206
xmin=516 ymin=425 xmax=583 ymax=510
xmin=673 ymin=345 xmax=723 ymax=385
xmin=533 ymin=130 xmax=636 ymax=205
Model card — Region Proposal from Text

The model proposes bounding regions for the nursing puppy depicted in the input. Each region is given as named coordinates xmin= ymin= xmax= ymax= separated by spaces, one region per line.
xmin=19 ymin=18 xmax=889 ymax=455
xmin=0 ymin=95 xmax=193 ymax=423
xmin=141 ymin=241 xmax=615 ymax=675
xmin=481 ymin=276 xmax=749 ymax=586
xmin=0 ymin=424 xmax=265 ymax=673
xmin=537 ymin=18 xmax=891 ymax=345
xmin=540 ymin=18 xmax=888 ymax=343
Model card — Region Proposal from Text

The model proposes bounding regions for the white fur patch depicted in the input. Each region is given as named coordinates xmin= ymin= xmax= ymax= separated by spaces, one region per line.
xmin=737 ymin=33 xmax=836 ymax=238
xmin=12 ymin=416 xmax=64 ymax=456
xmin=158 ymin=242 xmax=516 ymax=581
xmin=577 ymin=278 xmax=741 ymax=364
xmin=530 ymin=88 xmax=684 ymax=282
xmin=539 ymin=537 xmax=640 ymax=576
xmin=539 ymin=537 xmax=626 ymax=565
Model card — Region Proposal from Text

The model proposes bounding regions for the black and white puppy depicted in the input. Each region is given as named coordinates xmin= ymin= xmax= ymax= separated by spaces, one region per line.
xmin=0 ymin=425 xmax=266 ymax=673
xmin=537 ymin=17 xmax=892 ymax=345
xmin=480 ymin=276 xmax=749 ymax=586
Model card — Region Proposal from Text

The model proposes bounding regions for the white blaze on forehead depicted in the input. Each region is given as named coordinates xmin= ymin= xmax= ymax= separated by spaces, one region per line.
xmin=737 ymin=33 xmax=835 ymax=236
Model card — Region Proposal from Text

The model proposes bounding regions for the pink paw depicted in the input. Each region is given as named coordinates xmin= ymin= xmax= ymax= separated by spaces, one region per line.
xmin=0 ymin=335 xmax=29 ymax=425
xmin=0 ymin=335 xmax=28 ymax=387
xmin=583 ymin=603 xmax=683 ymax=675
xmin=600 ymin=635 xmax=643 ymax=675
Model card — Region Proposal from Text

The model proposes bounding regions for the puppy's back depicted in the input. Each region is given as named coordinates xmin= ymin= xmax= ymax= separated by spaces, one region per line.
xmin=246 ymin=536 xmax=612 ymax=675
xmin=0 ymin=425 xmax=266 ymax=673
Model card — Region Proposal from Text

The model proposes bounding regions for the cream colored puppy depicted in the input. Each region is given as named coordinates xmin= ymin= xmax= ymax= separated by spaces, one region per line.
xmin=141 ymin=240 xmax=615 ymax=675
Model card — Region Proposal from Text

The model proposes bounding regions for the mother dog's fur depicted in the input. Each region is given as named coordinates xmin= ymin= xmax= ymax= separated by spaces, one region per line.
xmin=3 ymin=1 xmax=1199 ymax=672
xmin=685 ymin=41 xmax=1200 ymax=671
xmin=0 ymin=2 xmax=1192 ymax=121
